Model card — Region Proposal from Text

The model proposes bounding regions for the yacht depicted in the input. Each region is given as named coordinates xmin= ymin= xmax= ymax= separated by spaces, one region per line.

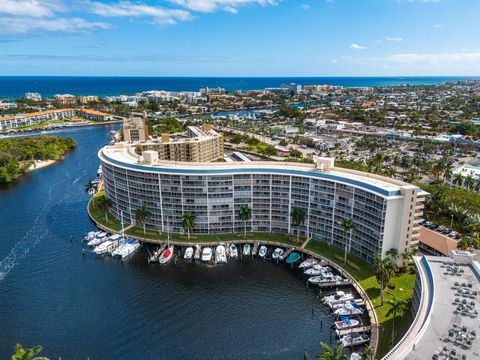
xmin=94 ymin=239 xmax=115 ymax=255
xmin=258 ymin=245 xmax=268 ymax=258
xmin=84 ymin=231 xmax=99 ymax=242
xmin=215 ymin=245 xmax=227 ymax=264
xmin=334 ymin=318 xmax=360 ymax=331
xmin=229 ymin=244 xmax=238 ymax=258
xmin=339 ymin=334 xmax=369 ymax=347
xmin=243 ymin=244 xmax=251 ymax=256
xmin=184 ymin=247 xmax=194 ymax=260
xmin=115 ymin=239 xmax=140 ymax=259
xmin=194 ymin=245 xmax=202 ymax=260
xmin=159 ymin=245 xmax=174 ymax=264
xmin=323 ymin=291 xmax=354 ymax=306
xmin=87 ymin=232 xmax=108 ymax=247
xmin=202 ymin=247 xmax=213 ymax=262
xmin=304 ymin=268 xmax=322 ymax=276
xmin=272 ymin=248 xmax=284 ymax=260
xmin=299 ymin=258 xmax=318 ymax=268
xmin=334 ymin=303 xmax=364 ymax=317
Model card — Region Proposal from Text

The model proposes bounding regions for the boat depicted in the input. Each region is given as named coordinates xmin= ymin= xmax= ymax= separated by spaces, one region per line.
xmin=308 ymin=276 xmax=323 ymax=284
xmin=87 ymin=232 xmax=108 ymax=246
xmin=229 ymin=244 xmax=238 ymax=258
xmin=272 ymin=248 xmax=284 ymax=260
xmin=334 ymin=303 xmax=364 ymax=316
xmin=339 ymin=334 xmax=369 ymax=347
xmin=111 ymin=241 xmax=126 ymax=257
xmin=94 ymin=239 xmax=115 ymax=255
xmin=299 ymin=258 xmax=318 ymax=268
xmin=215 ymin=245 xmax=227 ymax=264
xmin=84 ymin=231 xmax=98 ymax=242
xmin=159 ymin=245 xmax=174 ymax=264
xmin=286 ymin=252 xmax=301 ymax=264
xmin=258 ymin=245 xmax=268 ymax=258
xmin=304 ymin=268 xmax=322 ymax=276
xmin=201 ymin=247 xmax=213 ymax=262
xmin=335 ymin=317 xmax=360 ymax=331
xmin=184 ymin=247 xmax=194 ymax=260
xmin=323 ymin=291 xmax=354 ymax=306
xmin=194 ymin=245 xmax=202 ymax=260
xmin=243 ymin=244 xmax=251 ymax=256
xmin=118 ymin=239 xmax=141 ymax=259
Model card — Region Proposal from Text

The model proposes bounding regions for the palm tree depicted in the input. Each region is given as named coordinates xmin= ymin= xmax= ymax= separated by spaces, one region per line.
xmin=360 ymin=345 xmax=375 ymax=360
xmin=85 ymin=180 xmax=97 ymax=199
xmin=474 ymin=179 xmax=480 ymax=193
xmin=464 ymin=175 xmax=474 ymax=190
xmin=135 ymin=204 xmax=152 ymax=238
xmin=444 ymin=162 xmax=453 ymax=181
xmin=374 ymin=255 xmax=393 ymax=305
xmin=11 ymin=343 xmax=49 ymax=360
xmin=401 ymin=247 xmax=418 ymax=266
xmin=291 ymin=207 xmax=306 ymax=242
xmin=182 ymin=212 xmax=196 ymax=240
xmin=316 ymin=342 xmax=348 ymax=360
xmin=238 ymin=206 xmax=252 ymax=237
xmin=340 ymin=218 xmax=355 ymax=265
xmin=386 ymin=296 xmax=407 ymax=346
xmin=457 ymin=238 xmax=470 ymax=251
xmin=386 ymin=248 xmax=398 ymax=265
xmin=97 ymin=196 xmax=113 ymax=224
xmin=453 ymin=173 xmax=464 ymax=186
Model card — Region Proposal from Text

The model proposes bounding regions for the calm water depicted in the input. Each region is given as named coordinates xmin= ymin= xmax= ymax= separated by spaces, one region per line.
xmin=0 ymin=76 xmax=478 ymax=99
xmin=0 ymin=125 xmax=334 ymax=359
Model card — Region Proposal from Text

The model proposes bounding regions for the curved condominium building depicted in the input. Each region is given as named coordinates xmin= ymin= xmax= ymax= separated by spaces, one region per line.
xmin=99 ymin=141 xmax=426 ymax=264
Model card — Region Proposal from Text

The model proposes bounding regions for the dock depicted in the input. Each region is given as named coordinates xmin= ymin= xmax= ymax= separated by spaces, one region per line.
xmin=148 ymin=243 xmax=167 ymax=263
xmin=336 ymin=326 xmax=371 ymax=337
xmin=280 ymin=247 xmax=295 ymax=261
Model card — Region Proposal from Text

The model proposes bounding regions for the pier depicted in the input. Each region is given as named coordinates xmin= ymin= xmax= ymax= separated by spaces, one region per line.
xmin=148 ymin=243 xmax=167 ymax=263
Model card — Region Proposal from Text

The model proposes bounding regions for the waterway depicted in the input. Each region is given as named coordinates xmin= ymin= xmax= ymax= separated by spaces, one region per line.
xmin=0 ymin=125 xmax=334 ymax=359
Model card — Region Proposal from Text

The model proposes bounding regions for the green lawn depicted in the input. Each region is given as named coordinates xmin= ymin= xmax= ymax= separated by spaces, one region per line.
xmin=88 ymin=197 xmax=416 ymax=358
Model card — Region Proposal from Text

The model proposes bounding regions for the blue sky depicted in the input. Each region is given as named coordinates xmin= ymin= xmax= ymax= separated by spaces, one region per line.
xmin=1 ymin=0 xmax=479 ymax=76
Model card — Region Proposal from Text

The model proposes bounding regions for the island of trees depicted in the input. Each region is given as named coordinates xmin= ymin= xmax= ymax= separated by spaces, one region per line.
xmin=0 ymin=136 xmax=76 ymax=183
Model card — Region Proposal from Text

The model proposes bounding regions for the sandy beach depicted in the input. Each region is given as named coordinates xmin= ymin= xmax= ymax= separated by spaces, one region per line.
xmin=28 ymin=159 xmax=58 ymax=172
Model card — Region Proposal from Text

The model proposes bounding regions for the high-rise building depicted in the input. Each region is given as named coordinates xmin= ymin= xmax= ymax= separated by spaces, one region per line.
xmin=123 ymin=112 xmax=149 ymax=142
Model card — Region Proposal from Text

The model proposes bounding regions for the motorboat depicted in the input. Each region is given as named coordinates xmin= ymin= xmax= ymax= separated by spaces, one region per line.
xmin=87 ymin=232 xmax=108 ymax=246
xmin=94 ymin=239 xmax=115 ymax=255
xmin=258 ymin=245 xmax=268 ymax=258
xmin=272 ymin=248 xmax=284 ymax=260
xmin=299 ymin=258 xmax=318 ymax=268
xmin=84 ymin=231 xmax=98 ymax=242
xmin=339 ymin=334 xmax=369 ymax=347
xmin=111 ymin=241 xmax=126 ymax=257
xmin=118 ymin=239 xmax=141 ymax=259
xmin=330 ymin=299 xmax=364 ymax=310
xmin=202 ymin=247 xmax=213 ymax=262
xmin=304 ymin=268 xmax=322 ymax=276
xmin=308 ymin=276 xmax=323 ymax=284
xmin=229 ymin=244 xmax=238 ymax=258
xmin=323 ymin=291 xmax=354 ymax=306
xmin=194 ymin=245 xmax=202 ymax=260
xmin=286 ymin=252 xmax=301 ymax=264
xmin=334 ymin=303 xmax=364 ymax=316
xmin=109 ymin=234 xmax=122 ymax=242
xmin=215 ymin=245 xmax=227 ymax=264
xmin=184 ymin=247 xmax=194 ymax=260
xmin=160 ymin=245 xmax=174 ymax=264
xmin=243 ymin=244 xmax=251 ymax=256
xmin=335 ymin=317 xmax=360 ymax=331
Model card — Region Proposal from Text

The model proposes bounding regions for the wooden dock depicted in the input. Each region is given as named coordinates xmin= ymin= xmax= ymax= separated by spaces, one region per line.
xmin=280 ymin=247 xmax=295 ymax=261
xmin=148 ymin=243 xmax=167 ymax=263
xmin=336 ymin=326 xmax=371 ymax=337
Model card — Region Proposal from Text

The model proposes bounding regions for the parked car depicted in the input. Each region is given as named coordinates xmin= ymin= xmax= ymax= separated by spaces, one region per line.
xmin=442 ymin=228 xmax=451 ymax=234
xmin=449 ymin=231 xmax=458 ymax=238
xmin=418 ymin=219 xmax=425 ymax=225
xmin=455 ymin=233 xmax=463 ymax=240
xmin=430 ymin=224 xmax=440 ymax=230
xmin=437 ymin=226 xmax=446 ymax=232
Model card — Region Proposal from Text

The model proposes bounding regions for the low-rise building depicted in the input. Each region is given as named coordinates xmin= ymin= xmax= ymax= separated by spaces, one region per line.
xmin=25 ymin=92 xmax=42 ymax=101
xmin=0 ymin=102 xmax=17 ymax=110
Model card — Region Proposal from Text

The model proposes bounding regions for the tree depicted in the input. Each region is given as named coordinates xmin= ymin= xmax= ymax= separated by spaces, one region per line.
xmin=11 ymin=343 xmax=49 ymax=360
xmin=360 ymin=345 xmax=375 ymax=360
xmin=341 ymin=218 xmax=355 ymax=265
xmin=135 ymin=204 xmax=152 ymax=238
xmin=85 ymin=180 xmax=97 ymax=197
xmin=453 ymin=174 xmax=464 ymax=186
xmin=290 ymin=149 xmax=303 ymax=158
xmin=291 ymin=207 xmax=306 ymax=242
xmin=386 ymin=297 xmax=407 ymax=345
xmin=237 ymin=206 xmax=252 ymax=237
xmin=182 ymin=212 xmax=196 ymax=240
xmin=98 ymin=196 xmax=113 ymax=224
xmin=458 ymin=238 xmax=470 ymax=251
xmin=401 ymin=247 xmax=418 ymax=266
xmin=316 ymin=342 xmax=348 ymax=360
xmin=464 ymin=175 xmax=474 ymax=190
xmin=374 ymin=255 xmax=393 ymax=305
xmin=386 ymin=248 xmax=398 ymax=265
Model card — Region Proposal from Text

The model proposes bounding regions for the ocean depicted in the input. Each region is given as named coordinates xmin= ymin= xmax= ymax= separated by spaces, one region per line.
xmin=0 ymin=76 xmax=478 ymax=99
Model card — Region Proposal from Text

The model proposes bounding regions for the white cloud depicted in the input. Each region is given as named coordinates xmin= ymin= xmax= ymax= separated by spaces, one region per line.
xmin=169 ymin=0 xmax=278 ymax=13
xmin=385 ymin=36 xmax=403 ymax=42
xmin=301 ymin=4 xmax=310 ymax=10
xmin=386 ymin=52 xmax=480 ymax=65
xmin=87 ymin=1 xmax=192 ymax=24
xmin=0 ymin=16 xmax=111 ymax=34
xmin=350 ymin=43 xmax=367 ymax=50
xmin=0 ymin=0 xmax=65 ymax=18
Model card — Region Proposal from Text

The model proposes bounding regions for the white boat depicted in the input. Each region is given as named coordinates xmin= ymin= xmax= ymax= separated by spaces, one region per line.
xmin=94 ymin=240 xmax=115 ymax=255
xmin=87 ymin=232 xmax=108 ymax=246
xmin=118 ymin=239 xmax=141 ymax=259
xmin=194 ymin=245 xmax=202 ymax=260
xmin=159 ymin=245 xmax=174 ymax=264
xmin=229 ymin=244 xmax=238 ymax=258
xmin=243 ymin=244 xmax=251 ymax=256
xmin=84 ymin=231 xmax=98 ymax=242
xmin=334 ymin=303 xmax=364 ymax=316
xmin=323 ymin=291 xmax=354 ymax=306
xmin=202 ymin=247 xmax=213 ymax=262
xmin=339 ymin=334 xmax=369 ymax=347
xmin=272 ymin=248 xmax=284 ymax=260
xmin=335 ymin=318 xmax=360 ymax=331
xmin=111 ymin=241 xmax=126 ymax=257
xmin=184 ymin=247 xmax=194 ymax=260
xmin=299 ymin=258 xmax=318 ymax=268
xmin=308 ymin=276 xmax=323 ymax=284
xmin=258 ymin=245 xmax=268 ymax=258
xmin=304 ymin=268 xmax=322 ymax=276
xmin=330 ymin=299 xmax=364 ymax=310
xmin=215 ymin=245 xmax=227 ymax=264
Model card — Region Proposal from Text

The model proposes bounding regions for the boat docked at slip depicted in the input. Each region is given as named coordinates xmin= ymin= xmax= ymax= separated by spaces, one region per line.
xmin=243 ymin=244 xmax=251 ymax=256
xmin=117 ymin=239 xmax=141 ymax=259
xmin=94 ymin=239 xmax=115 ymax=255
xmin=215 ymin=245 xmax=227 ymax=264
xmin=159 ymin=245 xmax=174 ymax=264
xmin=299 ymin=258 xmax=318 ymax=268
xmin=258 ymin=245 xmax=268 ymax=258
xmin=339 ymin=334 xmax=369 ymax=347
xmin=323 ymin=291 xmax=354 ymax=306
xmin=334 ymin=317 xmax=360 ymax=331
xmin=229 ymin=244 xmax=238 ymax=258
xmin=202 ymin=247 xmax=213 ymax=262
xmin=286 ymin=252 xmax=300 ymax=264
xmin=272 ymin=248 xmax=284 ymax=260
xmin=184 ymin=247 xmax=194 ymax=260
xmin=334 ymin=302 xmax=364 ymax=317
xmin=194 ymin=245 xmax=202 ymax=260
xmin=84 ymin=231 xmax=99 ymax=242
xmin=304 ymin=267 xmax=322 ymax=276
xmin=87 ymin=232 xmax=108 ymax=247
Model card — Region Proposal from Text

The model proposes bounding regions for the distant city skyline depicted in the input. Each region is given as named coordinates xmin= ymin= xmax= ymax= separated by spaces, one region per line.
xmin=1 ymin=0 xmax=479 ymax=76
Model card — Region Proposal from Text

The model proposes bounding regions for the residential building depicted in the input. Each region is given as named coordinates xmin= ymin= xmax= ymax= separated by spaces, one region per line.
xmin=53 ymin=94 xmax=76 ymax=104
xmin=123 ymin=112 xmax=149 ymax=142
xmin=78 ymin=96 xmax=99 ymax=104
xmin=0 ymin=102 xmax=17 ymax=110
xmin=25 ymin=92 xmax=42 ymax=101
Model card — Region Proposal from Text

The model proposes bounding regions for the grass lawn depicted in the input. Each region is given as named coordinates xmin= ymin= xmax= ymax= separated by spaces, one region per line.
xmin=88 ymin=192 xmax=122 ymax=231
xmin=88 ymin=198 xmax=416 ymax=358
